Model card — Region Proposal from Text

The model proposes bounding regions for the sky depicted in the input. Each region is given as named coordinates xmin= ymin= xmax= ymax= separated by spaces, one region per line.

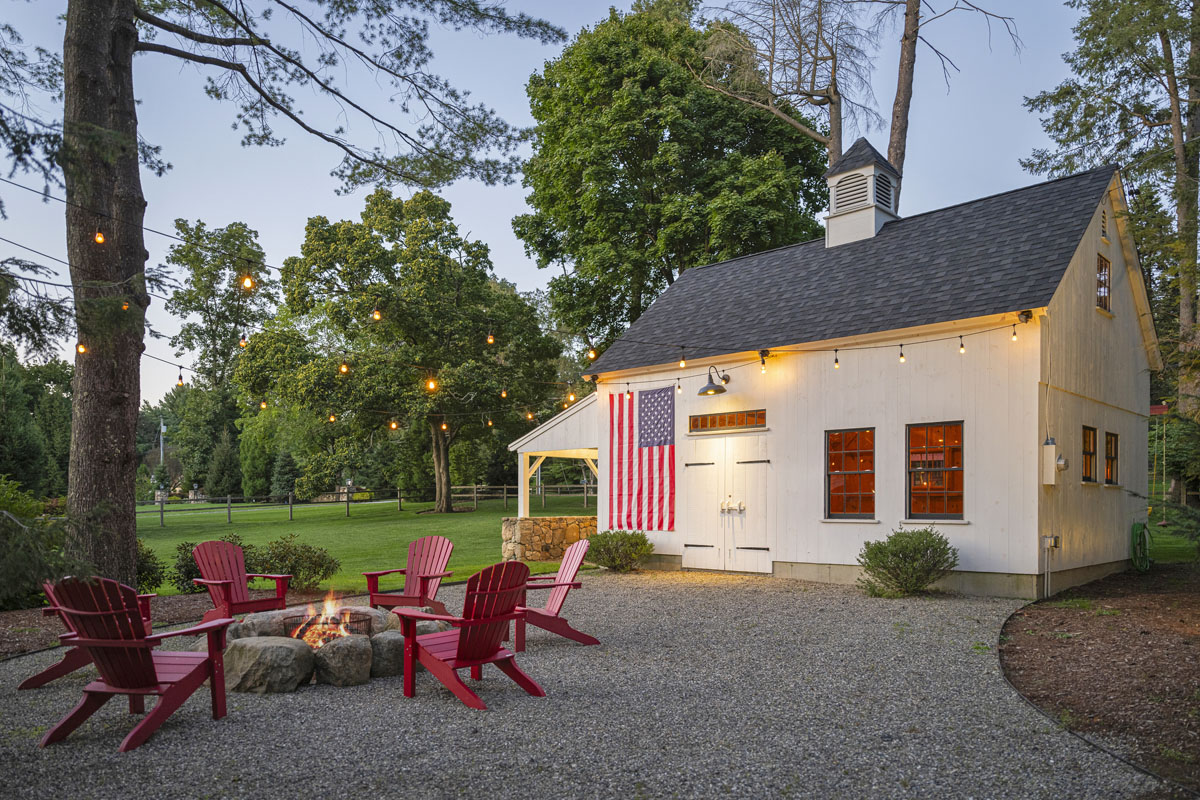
xmin=1 ymin=1 xmax=1083 ymax=403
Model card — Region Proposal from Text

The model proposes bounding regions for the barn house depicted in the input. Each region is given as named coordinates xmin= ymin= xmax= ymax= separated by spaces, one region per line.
xmin=510 ymin=139 xmax=1160 ymax=598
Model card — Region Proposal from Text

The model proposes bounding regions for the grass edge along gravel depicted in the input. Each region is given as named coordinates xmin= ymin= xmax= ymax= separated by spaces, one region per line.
xmin=136 ymin=496 xmax=595 ymax=595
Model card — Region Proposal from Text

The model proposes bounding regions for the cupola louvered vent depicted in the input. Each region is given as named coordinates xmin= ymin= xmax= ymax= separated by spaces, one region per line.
xmin=875 ymin=174 xmax=893 ymax=211
xmin=833 ymin=173 xmax=869 ymax=213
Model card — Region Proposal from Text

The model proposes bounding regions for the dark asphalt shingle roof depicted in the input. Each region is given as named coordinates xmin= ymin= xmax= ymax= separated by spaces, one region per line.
xmin=592 ymin=165 xmax=1116 ymax=375
xmin=823 ymin=137 xmax=901 ymax=178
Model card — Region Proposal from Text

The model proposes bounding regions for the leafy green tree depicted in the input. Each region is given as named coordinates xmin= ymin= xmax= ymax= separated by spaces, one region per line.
xmin=204 ymin=429 xmax=241 ymax=499
xmin=25 ymin=358 xmax=72 ymax=498
xmin=239 ymin=190 xmax=561 ymax=512
xmin=238 ymin=408 xmax=278 ymax=499
xmin=0 ymin=1 xmax=564 ymax=587
xmin=270 ymin=450 xmax=300 ymax=502
xmin=1023 ymin=0 xmax=1199 ymax=412
xmin=0 ymin=356 xmax=48 ymax=496
xmin=513 ymin=0 xmax=827 ymax=346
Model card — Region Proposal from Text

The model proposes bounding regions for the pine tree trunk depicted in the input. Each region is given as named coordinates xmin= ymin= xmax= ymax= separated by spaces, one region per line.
xmin=62 ymin=0 xmax=148 ymax=585
xmin=430 ymin=422 xmax=453 ymax=513
xmin=887 ymin=0 xmax=920 ymax=202
xmin=827 ymin=78 xmax=843 ymax=164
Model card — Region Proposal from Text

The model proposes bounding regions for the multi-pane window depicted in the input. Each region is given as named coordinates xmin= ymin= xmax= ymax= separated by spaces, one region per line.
xmin=826 ymin=429 xmax=875 ymax=518
xmin=907 ymin=422 xmax=964 ymax=519
xmin=1082 ymin=426 xmax=1097 ymax=482
xmin=1097 ymin=254 xmax=1111 ymax=311
xmin=1105 ymin=432 xmax=1119 ymax=485
xmin=688 ymin=410 xmax=766 ymax=433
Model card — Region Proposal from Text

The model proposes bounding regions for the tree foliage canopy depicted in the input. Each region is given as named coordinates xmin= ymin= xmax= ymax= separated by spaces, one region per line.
xmin=513 ymin=0 xmax=827 ymax=347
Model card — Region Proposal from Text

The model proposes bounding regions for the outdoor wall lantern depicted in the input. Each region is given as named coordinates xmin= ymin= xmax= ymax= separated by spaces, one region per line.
xmin=698 ymin=366 xmax=731 ymax=396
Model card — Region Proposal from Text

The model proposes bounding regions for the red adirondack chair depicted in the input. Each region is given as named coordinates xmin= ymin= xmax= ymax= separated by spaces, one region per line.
xmin=363 ymin=535 xmax=453 ymax=615
xmin=18 ymin=583 xmax=154 ymax=690
xmin=39 ymin=576 xmax=232 ymax=752
xmin=193 ymin=540 xmax=291 ymax=623
xmin=395 ymin=561 xmax=545 ymax=710
xmin=513 ymin=538 xmax=600 ymax=653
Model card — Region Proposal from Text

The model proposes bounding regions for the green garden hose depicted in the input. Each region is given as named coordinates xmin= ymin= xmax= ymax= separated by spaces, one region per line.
xmin=1130 ymin=522 xmax=1151 ymax=572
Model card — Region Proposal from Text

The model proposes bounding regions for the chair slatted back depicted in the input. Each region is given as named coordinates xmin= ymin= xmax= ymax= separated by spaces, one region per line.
xmin=406 ymin=535 xmax=453 ymax=599
xmin=457 ymin=562 xmax=529 ymax=663
xmin=50 ymin=577 xmax=156 ymax=690
xmin=545 ymin=539 xmax=590 ymax=617
xmin=193 ymin=540 xmax=251 ymax=604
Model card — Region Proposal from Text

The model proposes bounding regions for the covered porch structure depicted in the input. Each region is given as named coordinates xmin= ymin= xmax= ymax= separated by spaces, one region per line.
xmin=507 ymin=393 xmax=599 ymax=518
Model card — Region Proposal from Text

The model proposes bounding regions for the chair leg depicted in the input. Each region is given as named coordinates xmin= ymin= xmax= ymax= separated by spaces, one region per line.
xmin=40 ymin=691 xmax=111 ymax=747
xmin=494 ymin=657 xmax=546 ymax=698
xmin=470 ymin=664 xmax=482 ymax=681
xmin=119 ymin=685 xmax=191 ymax=752
xmin=129 ymin=695 xmax=145 ymax=714
xmin=515 ymin=617 xmax=526 ymax=653
xmin=209 ymin=653 xmax=226 ymax=720
xmin=403 ymin=634 xmax=417 ymax=698
xmin=18 ymin=647 xmax=92 ymax=690
xmin=530 ymin=613 xmax=600 ymax=647
xmin=424 ymin=597 xmax=449 ymax=616
xmin=425 ymin=659 xmax=486 ymax=710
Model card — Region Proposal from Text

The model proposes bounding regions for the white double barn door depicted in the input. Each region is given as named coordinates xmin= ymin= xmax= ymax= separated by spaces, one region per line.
xmin=680 ymin=434 xmax=772 ymax=573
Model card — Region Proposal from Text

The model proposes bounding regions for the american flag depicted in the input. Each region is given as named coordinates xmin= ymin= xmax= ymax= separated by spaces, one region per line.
xmin=609 ymin=386 xmax=675 ymax=531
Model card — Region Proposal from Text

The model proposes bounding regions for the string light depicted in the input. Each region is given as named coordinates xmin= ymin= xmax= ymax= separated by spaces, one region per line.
xmin=526 ymin=411 xmax=534 ymax=420
xmin=626 ymin=384 xmax=632 ymax=399
xmin=563 ymin=402 xmax=569 ymax=409
xmin=93 ymin=231 xmax=105 ymax=244
xmin=759 ymin=349 xmax=768 ymax=374
xmin=899 ymin=345 xmax=905 ymax=363
xmin=177 ymin=370 xmax=184 ymax=386
xmin=676 ymin=378 xmax=682 ymax=394
xmin=389 ymin=420 xmax=398 ymax=430
xmin=372 ymin=308 xmax=382 ymax=321
xmin=121 ymin=301 xmax=130 ymax=311
xmin=487 ymin=419 xmax=493 ymax=427
xmin=339 ymin=359 xmax=350 ymax=374
xmin=239 ymin=332 xmax=248 ymax=348
xmin=259 ymin=400 xmax=268 ymax=409
xmin=959 ymin=336 xmax=965 ymax=354
xmin=328 ymin=414 xmax=337 ymax=423
xmin=487 ymin=330 xmax=494 ymax=345
xmin=1011 ymin=324 xmax=1017 ymax=342
xmin=426 ymin=377 xmax=437 ymax=391
xmin=587 ymin=348 xmax=597 ymax=360
xmin=568 ymin=392 xmax=576 ymax=402
xmin=241 ymin=275 xmax=254 ymax=290
xmin=75 ymin=343 xmax=86 ymax=354
xmin=441 ymin=421 xmax=448 ymax=431
xmin=679 ymin=348 xmax=686 ymax=369
xmin=833 ymin=349 xmax=840 ymax=369
xmin=501 ymin=388 xmax=507 ymax=399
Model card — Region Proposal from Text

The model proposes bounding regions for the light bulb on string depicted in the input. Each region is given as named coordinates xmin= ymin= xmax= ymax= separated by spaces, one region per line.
xmin=587 ymin=348 xmax=597 ymax=360
xmin=328 ymin=414 xmax=337 ymax=423
xmin=501 ymin=388 xmax=508 ymax=399
xmin=259 ymin=400 xmax=268 ymax=409
xmin=625 ymin=383 xmax=632 ymax=400
xmin=759 ymin=349 xmax=768 ymax=374
xmin=676 ymin=378 xmax=682 ymax=394
xmin=239 ymin=332 xmax=248 ymax=348
xmin=372 ymin=308 xmax=381 ymax=321
xmin=563 ymin=402 xmax=569 ymax=409
xmin=339 ymin=361 xmax=349 ymax=375
xmin=526 ymin=411 xmax=534 ymax=421
xmin=93 ymin=231 xmax=105 ymax=244
xmin=441 ymin=421 xmax=448 ymax=431
xmin=1011 ymin=324 xmax=1017 ymax=342
xmin=389 ymin=420 xmax=398 ymax=430
xmin=679 ymin=349 xmax=686 ymax=369
xmin=426 ymin=377 xmax=437 ymax=392
xmin=899 ymin=345 xmax=905 ymax=364
xmin=177 ymin=370 xmax=184 ymax=387
xmin=568 ymin=392 xmax=576 ymax=402
xmin=833 ymin=349 xmax=840 ymax=370
xmin=486 ymin=330 xmax=494 ymax=345
xmin=959 ymin=336 xmax=965 ymax=354
xmin=487 ymin=419 xmax=493 ymax=427
xmin=241 ymin=275 xmax=254 ymax=290
xmin=121 ymin=301 xmax=130 ymax=311
xmin=75 ymin=343 xmax=86 ymax=354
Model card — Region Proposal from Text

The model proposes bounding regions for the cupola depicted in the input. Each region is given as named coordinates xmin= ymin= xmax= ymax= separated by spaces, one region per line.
xmin=823 ymin=138 xmax=901 ymax=247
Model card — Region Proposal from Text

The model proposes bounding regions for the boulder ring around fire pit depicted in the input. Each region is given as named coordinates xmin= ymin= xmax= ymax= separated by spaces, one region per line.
xmin=211 ymin=594 xmax=453 ymax=694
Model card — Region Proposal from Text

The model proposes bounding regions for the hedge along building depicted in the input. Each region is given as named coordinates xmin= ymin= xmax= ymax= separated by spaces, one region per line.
xmin=511 ymin=138 xmax=1160 ymax=598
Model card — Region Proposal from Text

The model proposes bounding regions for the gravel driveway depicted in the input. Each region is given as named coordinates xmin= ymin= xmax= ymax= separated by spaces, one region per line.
xmin=0 ymin=571 xmax=1161 ymax=799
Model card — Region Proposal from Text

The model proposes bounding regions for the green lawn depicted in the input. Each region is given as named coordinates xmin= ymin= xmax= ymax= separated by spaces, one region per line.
xmin=1146 ymin=480 xmax=1200 ymax=564
xmin=137 ymin=495 xmax=596 ymax=595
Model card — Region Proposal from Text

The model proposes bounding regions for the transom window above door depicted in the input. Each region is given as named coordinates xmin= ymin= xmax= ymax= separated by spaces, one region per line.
xmin=826 ymin=428 xmax=875 ymax=519
xmin=907 ymin=422 xmax=964 ymax=519
xmin=688 ymin=409 xmax=766 ymax=433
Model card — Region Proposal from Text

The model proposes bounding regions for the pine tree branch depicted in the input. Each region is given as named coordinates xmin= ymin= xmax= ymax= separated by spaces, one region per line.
xmin=133 ymin=7 xmax=261 ymax=48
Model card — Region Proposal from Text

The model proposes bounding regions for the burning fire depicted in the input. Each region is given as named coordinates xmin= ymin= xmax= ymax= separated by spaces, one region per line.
xmin=289 ymin=591 xmax=352 ymax=649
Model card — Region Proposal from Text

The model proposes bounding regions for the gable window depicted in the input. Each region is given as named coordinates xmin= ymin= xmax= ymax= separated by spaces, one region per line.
xmin=826 ymin=428 xmax=875 ymax=519
xmin=907 ymin=422 xmax=963 ymax=519
xmin=1105 ymin=432 xmax=1119 ymax=485
xmin=1082 ymin=426 xmax=1097 ymax=482
xmin=1096 ymin=254 xmax=1111 ymax=311
xmin=688 ymin=409 xmax=766 ymax=433
xmin=1101 ymin=208 xmax=1109 ymax=240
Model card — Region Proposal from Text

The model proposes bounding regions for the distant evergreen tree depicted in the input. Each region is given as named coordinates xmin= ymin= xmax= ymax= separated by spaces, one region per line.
xmin=204 ymin=430 xmax=241 ymax=499
xmin=270 ymin=450 xmax=300 ymax=501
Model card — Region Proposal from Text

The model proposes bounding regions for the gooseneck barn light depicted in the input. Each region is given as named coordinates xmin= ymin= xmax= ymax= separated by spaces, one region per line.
xmin=698 ymin=365 xmax=730 ymax=396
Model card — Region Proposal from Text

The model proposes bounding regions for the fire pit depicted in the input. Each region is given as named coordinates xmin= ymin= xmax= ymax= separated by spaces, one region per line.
xmin=284 ymin=610 xmax=372 ymax=649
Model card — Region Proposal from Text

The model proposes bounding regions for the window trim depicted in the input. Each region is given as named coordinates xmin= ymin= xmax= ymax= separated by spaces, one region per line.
xmin=1096 ymin=254 xmax=1112 ymax=312
xmin=1082 ymin=425 xmax=1098 ymax=483
xmin=825 ymin=427 xmax=876 ymax=520
xmin=1105 ymin=432 xmax=1119 ymax=485
xmin=906 ymin=421 xmax=964 ymax=521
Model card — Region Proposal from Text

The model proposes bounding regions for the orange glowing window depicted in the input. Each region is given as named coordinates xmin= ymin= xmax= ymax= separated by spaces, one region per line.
xmin=907 ymin=422 xmax=964 ymax=519
xmin=688 ymin=409 xmax=766 ymax=433
xmin=826 ymin=428 xmax=875 ymax=519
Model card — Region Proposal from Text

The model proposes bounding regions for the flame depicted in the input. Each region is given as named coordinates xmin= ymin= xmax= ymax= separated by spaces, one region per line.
xmin=288 ymin=590 xmax=353 ymax=649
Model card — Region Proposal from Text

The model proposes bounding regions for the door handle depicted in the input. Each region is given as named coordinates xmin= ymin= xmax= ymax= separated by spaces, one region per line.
xmin=737 ymin=501 xmax=745 ymax=513
xmin=719 ymin=500 xmax=727 ymax=513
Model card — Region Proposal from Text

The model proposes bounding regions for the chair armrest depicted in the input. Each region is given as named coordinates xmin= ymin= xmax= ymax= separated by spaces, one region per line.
xmin=362 ymin=568 xmax=407 ymax=578
xmin=42 ymin=606 xmax=60 ymax=618
xmin=137 ymin=593 xmax=158 ymax=600
xmin=412 ymin=570 xmax=453 ymax=579
xmin=523 ymin=581 xmax=582 ymax=590
xmin=146 ymin=618 xmax=234 ymax=643
xmin=246 ymin=573 xmax=291 ymax=600
xmin=245 ymin=574 xmax=291 ymax=580
xmin=392 ymin=608 xmax=460 ymax=624
xmin=526 ymin=574 xmax=559 ymax=582
xmin=136 ymin=593 xmax=155 ymax=621
xmin=451 ymin=611 xmax=524 ymax=628
xmin=193 ymin=578 xmax=234 ymax=587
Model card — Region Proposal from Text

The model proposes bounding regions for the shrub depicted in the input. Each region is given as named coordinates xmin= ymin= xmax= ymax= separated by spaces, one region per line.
xmin=135 ymin=539 xmax=167 ymax=594
xmin=169 ymin=533 xmax=262 ymax=594
xmin=261 ymin=533 xmax=340 ymax=591
xmin=0 ymin=476 xmax=43 ymax=519
xmin=857 ymin=527 xmax=959 ymax=597
xmin=0 ymin=512 xmax=92 ymax=610
xmin=587 ymin=530 xmax=653 ymax=572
